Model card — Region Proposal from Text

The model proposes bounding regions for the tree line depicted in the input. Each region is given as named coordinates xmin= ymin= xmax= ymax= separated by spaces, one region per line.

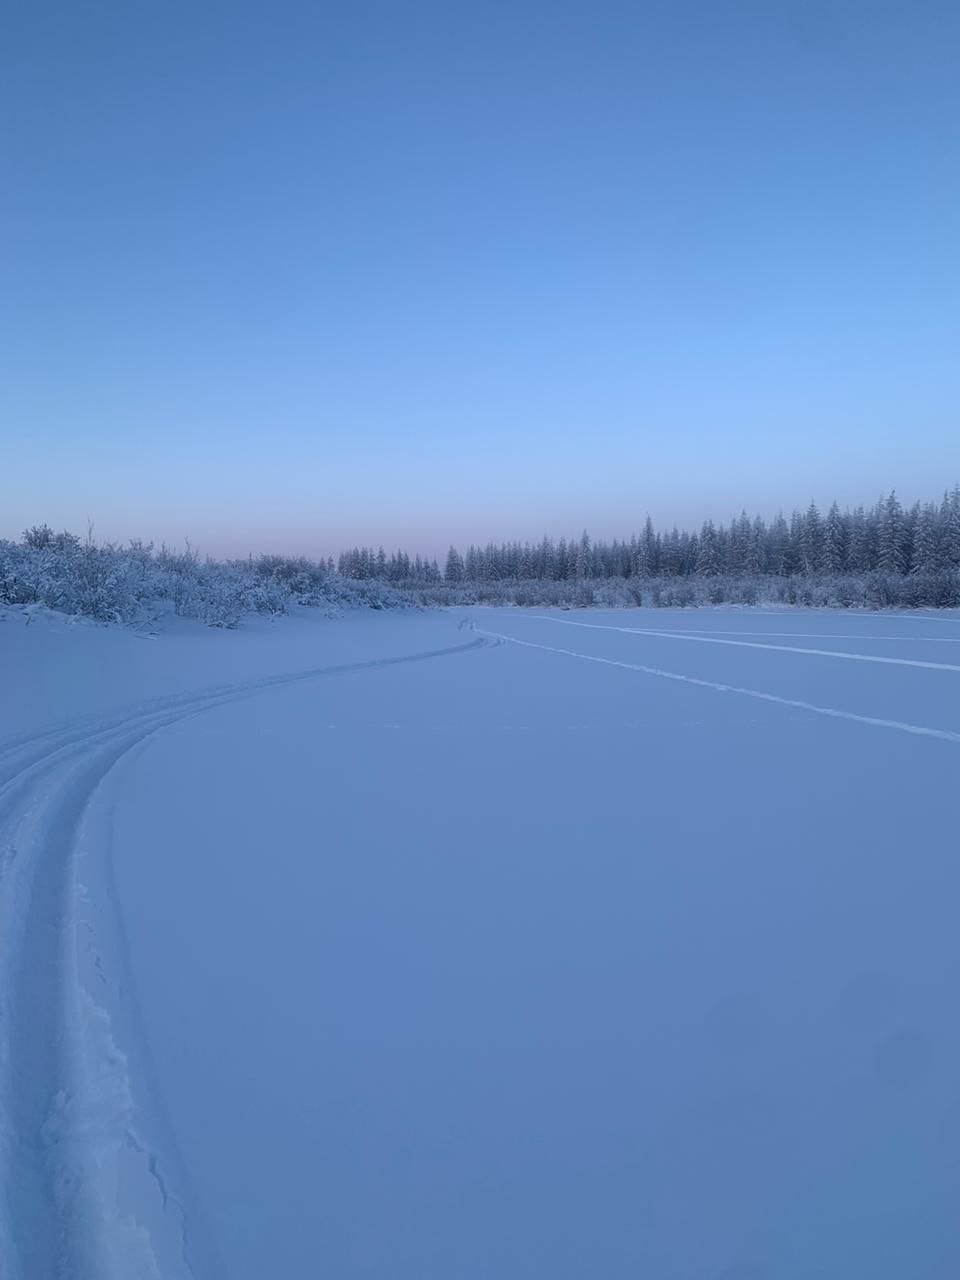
xmin=338 ymin=487 xmax=960 ymax=585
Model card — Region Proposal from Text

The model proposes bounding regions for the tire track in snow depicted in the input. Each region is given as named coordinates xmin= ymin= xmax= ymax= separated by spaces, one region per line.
xmin=526 ymin=616 xmax=960 ymax=673
xmin=0 ymin=635 xmax=488 ymax=1280
xmin=474 ymin=626 xmax=960 ymax=745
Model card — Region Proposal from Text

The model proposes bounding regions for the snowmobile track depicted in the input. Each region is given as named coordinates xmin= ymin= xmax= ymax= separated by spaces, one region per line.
xmin=0 ymin=635 xmax=489 ymax=1280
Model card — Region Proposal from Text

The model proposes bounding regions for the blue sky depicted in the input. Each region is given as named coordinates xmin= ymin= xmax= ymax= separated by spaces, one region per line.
xmin=2 ymin=1 xmax=958 ymax=557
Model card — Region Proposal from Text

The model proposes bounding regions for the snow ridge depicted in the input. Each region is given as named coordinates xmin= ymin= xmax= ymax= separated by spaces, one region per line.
xmin=0 ymin=635 xmax=488 ymax=1280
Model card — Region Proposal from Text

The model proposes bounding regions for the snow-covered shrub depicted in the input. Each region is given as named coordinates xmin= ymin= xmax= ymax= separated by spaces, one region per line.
xmin=591 ymin=579 xmax=635 ymax=608
xmin=0 ymin=538 xmax=149 ymax=622
xmin=901 ymin=571 xmax=960 ymax=608
xmin=332 ymin=576 xmax=414 ymax=612
xmin=0 ymin=541 xmax=35 ymax=605
xmin=0 ymin=529 xmax=416 ymax=627
xmin=512 ymin=580 xmax=547 ymax=607
xmin=393 ymin=567 xmax=960 ymax=612
xmin=658 ymin=582 xmax=699 ymax=608
xmin=864 ymin=573 xmax=900 ymax=609
xmin=831 ymin=577 xmax=859 ymax=608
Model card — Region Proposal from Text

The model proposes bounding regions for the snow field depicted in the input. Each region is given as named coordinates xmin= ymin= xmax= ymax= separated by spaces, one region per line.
xmin=2 ymin=604 xmax=960 ymax=1278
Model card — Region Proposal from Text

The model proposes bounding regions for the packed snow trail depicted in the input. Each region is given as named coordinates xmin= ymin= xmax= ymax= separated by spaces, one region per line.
xmin=0 ymin=634 xmax=488 ymax=1280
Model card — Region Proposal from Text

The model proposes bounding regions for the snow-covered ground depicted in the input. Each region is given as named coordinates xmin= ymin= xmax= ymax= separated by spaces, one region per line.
xmin=2 ymin=604 xmax=960 ymax=1278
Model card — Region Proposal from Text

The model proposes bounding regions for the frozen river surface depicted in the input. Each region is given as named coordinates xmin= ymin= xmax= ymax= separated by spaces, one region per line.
xmin=2 ymin=605 xmax=960 ymax=1278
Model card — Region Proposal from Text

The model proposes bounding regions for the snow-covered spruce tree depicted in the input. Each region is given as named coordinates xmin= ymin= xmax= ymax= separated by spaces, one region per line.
xmin=909 ymin=503 xmax=939 ymax=574
xmin=694 ymin=521 xmax=719 ymax=576
xmin=877 ymin=491 xmax=907 ymax=574
xmin=941 ymin=486 xmax=960 ymax=570
xmin=574 ymin=530 xmax=592 ymax=579
xmin=636 ymin=515 xmax=658 ymax=577
xmin=821 ymin=502 xmax=846 ymax=574
xmin=798 ymin=503 xmax=823 ymax=575
xmin=444 ymin=546 xmax=465 ymax=584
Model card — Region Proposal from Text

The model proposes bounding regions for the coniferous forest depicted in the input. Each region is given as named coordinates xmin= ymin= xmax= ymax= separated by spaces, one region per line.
xmin=5 ymin=487 xmax=960 ymax=626
xmin=337 ymin=487 xmax=960 ymax=609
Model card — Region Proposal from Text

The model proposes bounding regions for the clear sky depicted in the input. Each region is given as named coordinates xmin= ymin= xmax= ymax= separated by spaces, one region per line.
xmin=2 ymin=1 xmax=958 ymax=558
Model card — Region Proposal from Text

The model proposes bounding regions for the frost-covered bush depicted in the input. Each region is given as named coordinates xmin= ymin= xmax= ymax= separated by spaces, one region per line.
xmin=0 ymin=527 xmax=415 ymax=627
xmin=0 ymin=537 xmax=152 ymax=622
xmin=591 ymin=579 xmax=636 ymax=608
xmin=899 ymin=571 xmax=960 ymax=608
xmin=658 ymin=582 xmax=698 ymax=608
xmin=396 ymin=568 xmax=960 ymax=611
xmin=321 ymin=574 xmax=413 ymax=613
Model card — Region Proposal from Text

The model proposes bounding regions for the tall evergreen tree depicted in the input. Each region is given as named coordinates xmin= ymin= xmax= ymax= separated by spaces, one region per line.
xmin=941 ymin=486 xmax=960 ymax=569
xmin=910 ymin=503 xmax=939 ymax=574
xmin=877 ymin=491 xmax=906 ymax=573
xmin=575 ymin=531 xmax=592 ymax=579
xmin=444 ymin=546 xmax=465 ymax=583
xmin=821 ymin=502 xmax=846 ymax=574
xmin=694 ymin=521 xmax=720 ymax=576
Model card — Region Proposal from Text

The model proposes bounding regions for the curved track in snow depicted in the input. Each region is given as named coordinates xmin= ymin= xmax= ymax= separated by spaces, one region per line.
xmin=0 ymin=635 xmax=488 ymax=1280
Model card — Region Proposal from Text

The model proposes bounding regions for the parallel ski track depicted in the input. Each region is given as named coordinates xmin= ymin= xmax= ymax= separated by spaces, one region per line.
xmin=0 ymin=635 xmax=488 ymax=1280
